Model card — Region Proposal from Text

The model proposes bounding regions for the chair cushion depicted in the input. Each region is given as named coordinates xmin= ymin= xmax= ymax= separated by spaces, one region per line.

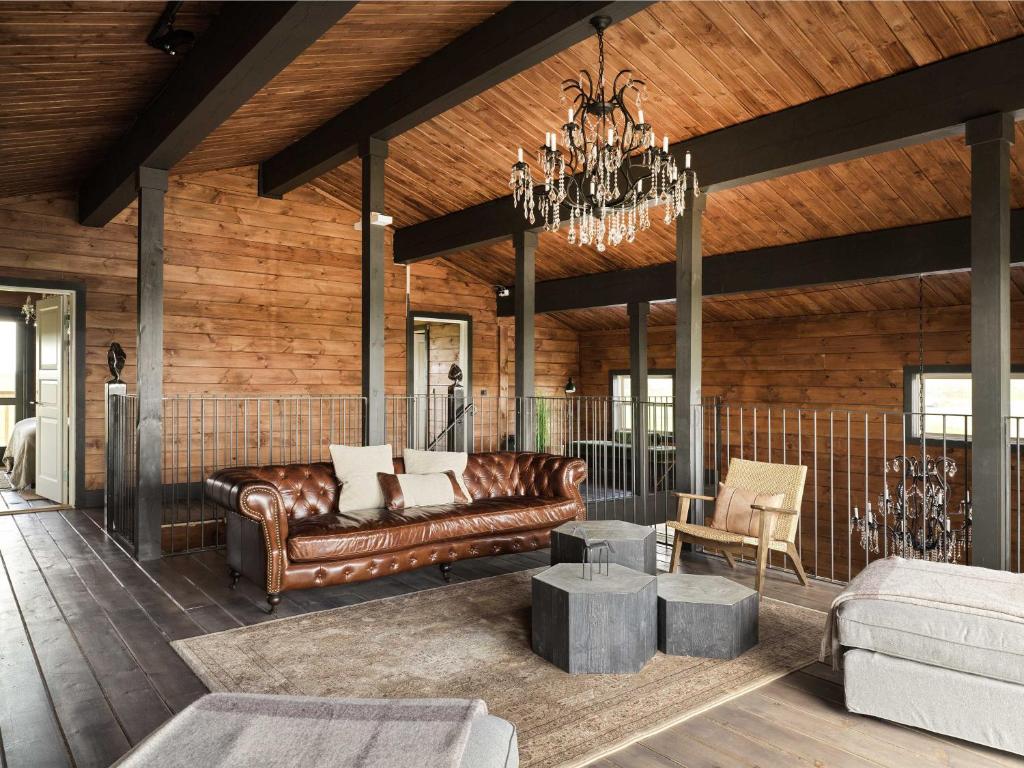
xmin=287 ymin=496 xmax=580 ymax=563
xmin=838 ymin=598 xmax=1024 ymax=686
xmin=669 ymin=521 xmax=791 ymax=552
xmin=709 ymin=483 xmax=784 ymax=537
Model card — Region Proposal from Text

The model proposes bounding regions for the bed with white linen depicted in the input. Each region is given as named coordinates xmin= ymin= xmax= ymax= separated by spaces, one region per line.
xmin=3 ymin=417 xmax=36 ymax=490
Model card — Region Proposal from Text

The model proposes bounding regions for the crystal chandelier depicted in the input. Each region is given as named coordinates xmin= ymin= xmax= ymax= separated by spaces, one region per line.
xmin=851 ymin=456 xmax=973 ymax=563
xmin=509 ymin=15 xmax=698 ymax=252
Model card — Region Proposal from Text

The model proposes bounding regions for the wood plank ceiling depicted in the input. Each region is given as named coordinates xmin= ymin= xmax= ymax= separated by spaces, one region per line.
xmin=305 ymin=1 xmax=1024 ymax=295
xmin=0 ymin=1 xmax=503 ymax=198
xmin=0 ymin=1 xmax=220 ymax=198
xmin=176 ymin=1 xmax=504 ymax=174
xmin=1 ymin=0 xmax=1023 ymax=325
xmin=313 ymin=1 xmax=1024 ymax=220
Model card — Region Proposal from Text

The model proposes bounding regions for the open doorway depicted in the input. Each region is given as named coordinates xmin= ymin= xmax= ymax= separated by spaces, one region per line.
xmin=406 ymin=312 xmax=472 ymax=450
xmin=0 ymin=285 xmax=80 ymax=512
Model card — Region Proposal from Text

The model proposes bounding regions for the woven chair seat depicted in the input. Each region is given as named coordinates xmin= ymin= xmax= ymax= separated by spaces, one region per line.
xmin=667 ymin=521 xmax=789 ymax=553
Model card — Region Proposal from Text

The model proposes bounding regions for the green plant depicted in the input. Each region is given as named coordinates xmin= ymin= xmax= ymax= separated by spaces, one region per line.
xmin=535 ymin=398 xmax=550 ymax=452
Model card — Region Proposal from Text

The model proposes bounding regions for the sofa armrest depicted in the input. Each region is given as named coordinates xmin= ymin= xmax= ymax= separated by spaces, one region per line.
xmin=514 ymin=453 xmax=588 ymax=519
xmin=206 ymin=469 xmax=291 ymax=594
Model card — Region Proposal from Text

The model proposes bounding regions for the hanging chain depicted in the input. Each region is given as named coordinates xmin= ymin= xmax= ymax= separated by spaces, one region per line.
xmin=919 ymin=274 xmax=926 ymax=420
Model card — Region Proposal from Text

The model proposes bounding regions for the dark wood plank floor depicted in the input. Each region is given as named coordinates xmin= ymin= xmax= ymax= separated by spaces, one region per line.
xmin=0 ymin=509 xmax=1019 ymax=768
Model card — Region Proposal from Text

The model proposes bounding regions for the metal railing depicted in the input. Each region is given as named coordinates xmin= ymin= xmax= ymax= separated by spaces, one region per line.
xmin=385 ymin=394 xmax=691 ymax=527
xmin=1005 ymin=416 xmax=1024 ymax=573
xmin=699 ymin=404 xmax=976 ymax=583
xmin=105 ymin=388 xmax=1008 ymax=579
xmin=105 ymin=392 xmax=137 ymax=550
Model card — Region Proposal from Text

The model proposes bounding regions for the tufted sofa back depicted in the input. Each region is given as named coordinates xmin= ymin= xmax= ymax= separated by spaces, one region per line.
xmin=463 ymin=452 xmax=517 ymax=499
xmin=207 ymin=452 xmax=586 ymax=522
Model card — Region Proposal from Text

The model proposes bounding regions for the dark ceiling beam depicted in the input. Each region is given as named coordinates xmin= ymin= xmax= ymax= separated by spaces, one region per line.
xmin=78 ymin=2 xmax=353 ymax=227
xmin=258 ymin=1 xmax=652 ymax=198
xmin=495 ymin=210 xmax=1024 ymax=316
xmin=396 ymin=36 xmax=1024 ymax=264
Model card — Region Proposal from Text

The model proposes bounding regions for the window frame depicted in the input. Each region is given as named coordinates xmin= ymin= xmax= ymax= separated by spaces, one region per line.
xmin=608 ymin=369 xmax=674 ymax=434
xmin=902 ymin=364 xmax=1024 ymax=445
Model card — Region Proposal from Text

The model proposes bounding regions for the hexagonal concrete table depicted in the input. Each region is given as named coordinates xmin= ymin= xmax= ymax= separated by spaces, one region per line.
xmin=657 ymin=574 xmax=758 ymax=659
xmin=549 ymin=519 xmax=657 ymax=575
xmin=532 ymin=562 xmax=657 ymax=674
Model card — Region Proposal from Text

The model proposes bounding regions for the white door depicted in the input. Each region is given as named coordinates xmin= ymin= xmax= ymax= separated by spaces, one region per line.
xmin=35 ymin=296 xmax=66 ymax=503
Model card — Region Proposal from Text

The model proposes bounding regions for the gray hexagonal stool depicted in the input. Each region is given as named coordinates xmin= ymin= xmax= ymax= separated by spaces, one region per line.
xmin=550 ymin=520 xmax=657 ymax=575
xmin=657 ymin=574 xmax=758 ymax=659
xmin=532 ymin=563 xmax=656 ymax=674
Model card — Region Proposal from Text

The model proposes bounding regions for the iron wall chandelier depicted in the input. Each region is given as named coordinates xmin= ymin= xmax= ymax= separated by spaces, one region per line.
xmin=509 ymin=15 xmax=698 ymax=252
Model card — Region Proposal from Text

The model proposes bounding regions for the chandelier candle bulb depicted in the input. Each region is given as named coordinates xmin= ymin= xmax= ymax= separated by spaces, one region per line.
xmin=517 ymin=147 xmax=523 ymax=162
xmin=663 ymin=135 xmax=668 ymax=152
xmin=638 ymin=109 xmax=644 ymax=123
xmin=685 ymin=151 xmax=691 ymax=169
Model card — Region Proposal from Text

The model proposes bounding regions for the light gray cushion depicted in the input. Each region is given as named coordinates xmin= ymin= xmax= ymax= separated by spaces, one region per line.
xmin=838 ymin=599 xmax=1024 ymax=685
xmin=844 ymin=649 xmax=1024 ymax=756
xmin=460 ymin=715 xmax=519 ymax=768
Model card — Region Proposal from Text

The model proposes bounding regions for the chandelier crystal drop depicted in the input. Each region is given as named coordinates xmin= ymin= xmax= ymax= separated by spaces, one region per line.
xmin=509 ymin=15 xmax=698 ymax=252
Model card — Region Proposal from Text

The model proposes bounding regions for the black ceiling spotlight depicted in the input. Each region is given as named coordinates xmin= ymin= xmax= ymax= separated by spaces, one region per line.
xmin=147 ymin=1 xmax=195 ymax=56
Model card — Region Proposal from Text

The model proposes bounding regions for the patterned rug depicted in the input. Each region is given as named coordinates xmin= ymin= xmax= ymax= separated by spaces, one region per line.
xmin=173 ymin=570 xmax=825 ymax=768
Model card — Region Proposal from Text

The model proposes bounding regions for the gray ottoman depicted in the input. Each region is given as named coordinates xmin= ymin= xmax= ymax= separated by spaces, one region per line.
xmin=550 ymin=519 xmax=657 ymax=574
xmin=532 ymin=562 xmax=657 ymax=674
xmin=657 ymin=574 xmax=758 ymax=659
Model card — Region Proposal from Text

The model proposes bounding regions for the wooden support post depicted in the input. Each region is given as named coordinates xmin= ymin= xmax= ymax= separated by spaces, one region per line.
xmin=629 ymin=301 xmax=649 ymax=512
xmin=674 ymin=185 xmax=706 ymax=498
xmin=968 ymin=113 xmax=1014 ymax=570
xmin=514 ymin=229 xmax=537 ymax=450
xmin=135 ymin=167 xmax=167 ymax=561
xmin=361 ymin=138 xmax=387 ymax=445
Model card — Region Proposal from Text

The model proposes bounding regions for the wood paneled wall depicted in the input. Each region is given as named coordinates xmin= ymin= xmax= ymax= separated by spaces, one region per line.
xmin=0 ymin=166 xmax=578 ymax=493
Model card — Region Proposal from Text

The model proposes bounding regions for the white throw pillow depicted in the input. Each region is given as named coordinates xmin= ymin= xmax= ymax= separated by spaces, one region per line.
xmin=329 ymin=443 xmax=393 ymax=513
xmin=402 ymin=448 xmax=472 ymax=500
xmin=378 ymin=471 xmax=470 ymax=511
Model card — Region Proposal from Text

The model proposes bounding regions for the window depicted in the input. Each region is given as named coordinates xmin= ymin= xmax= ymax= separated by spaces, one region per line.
xmin=610 ymin=372 xmax=673 ymax=434
xmin=907 ymin=368 xmax=1024 ymax=440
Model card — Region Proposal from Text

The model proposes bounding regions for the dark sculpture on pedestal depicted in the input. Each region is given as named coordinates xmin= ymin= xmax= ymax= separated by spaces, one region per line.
xmin=107 ymin=342 xmax=126 ymax=384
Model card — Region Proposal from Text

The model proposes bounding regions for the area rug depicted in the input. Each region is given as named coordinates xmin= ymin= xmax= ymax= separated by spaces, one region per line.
xmin=173 ymin=570 xmax=825 ymax=768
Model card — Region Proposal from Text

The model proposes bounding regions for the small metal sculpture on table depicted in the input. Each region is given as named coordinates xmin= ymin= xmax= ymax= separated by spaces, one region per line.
xmin=581 ymin=539 xmax=613 ymax=580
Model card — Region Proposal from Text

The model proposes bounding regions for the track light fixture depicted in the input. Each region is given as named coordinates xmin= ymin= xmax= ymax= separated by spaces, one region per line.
xmin=147 ymin=2 xmax=195 ymax=56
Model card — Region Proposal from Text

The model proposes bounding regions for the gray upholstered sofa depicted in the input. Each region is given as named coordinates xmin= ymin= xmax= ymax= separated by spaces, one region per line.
xmin=114 ymin=694 xmax=518 ymax=767
xmin=829 ymin=558 xmax=1024 ymax=756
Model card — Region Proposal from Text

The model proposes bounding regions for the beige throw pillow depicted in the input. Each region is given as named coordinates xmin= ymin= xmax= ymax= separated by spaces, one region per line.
xmin=378 ymin=471 xmax=470 ymax=511
xmin=329 ymin=444 xmax=393 ymax=513
xmin=401 ymin=448 xmax=472 ymax=501
xmin=710 ymin=483 xmax=785 ymax=538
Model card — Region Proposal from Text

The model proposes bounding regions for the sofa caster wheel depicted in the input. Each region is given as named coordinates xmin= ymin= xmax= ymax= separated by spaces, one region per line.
xmin=229 ymin=569 xmax=240 ymax=590
xmin=267 ymin=593 xmax=281 ymax=614
xmin=439 ymin=563 xmax=452 ymax=583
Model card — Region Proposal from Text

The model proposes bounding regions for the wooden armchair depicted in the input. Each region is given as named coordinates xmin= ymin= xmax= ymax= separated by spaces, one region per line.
xmin=668 ymin=457 xmax=808 ymax=593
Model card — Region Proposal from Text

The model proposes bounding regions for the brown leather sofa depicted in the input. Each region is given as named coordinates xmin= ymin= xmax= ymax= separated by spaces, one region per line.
xmin=206 ymin=451 xmax=587 ymax=612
